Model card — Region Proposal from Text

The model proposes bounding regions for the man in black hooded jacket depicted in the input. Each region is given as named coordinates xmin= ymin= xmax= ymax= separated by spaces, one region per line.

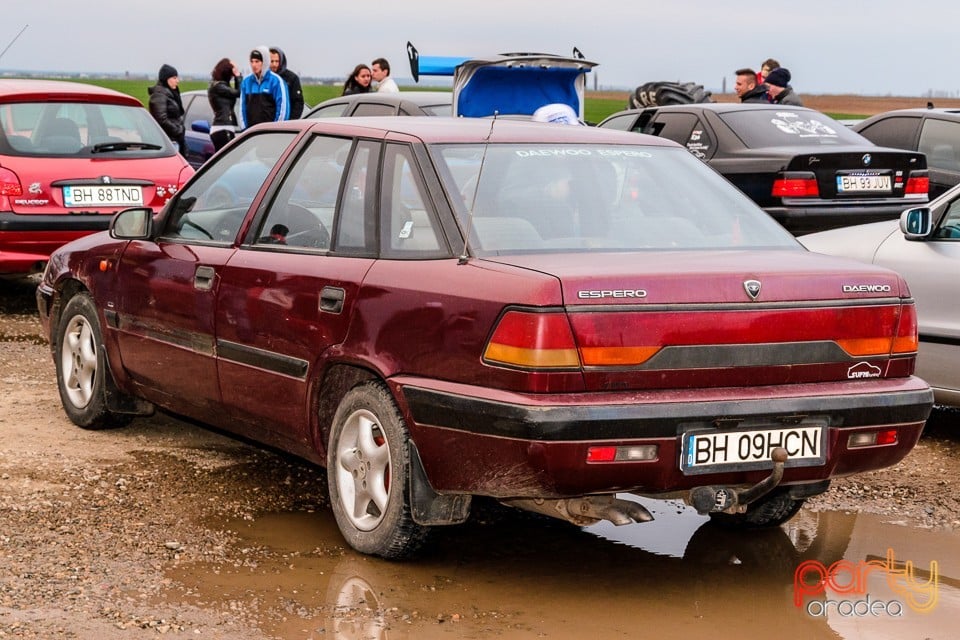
xmin=270 ymin=47 xmax=304 ymax=118
xmin=148 ymin=63 xmax=186 ymax=154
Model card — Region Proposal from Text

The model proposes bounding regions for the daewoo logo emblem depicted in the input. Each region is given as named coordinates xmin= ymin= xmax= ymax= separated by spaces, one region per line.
xmin=101 ymin=176 xmax=112 ymax=184
xmin=862 ymin=154 xmax=872 ymax=166
xmin=744 ymin=279 xmax=761 ymax=301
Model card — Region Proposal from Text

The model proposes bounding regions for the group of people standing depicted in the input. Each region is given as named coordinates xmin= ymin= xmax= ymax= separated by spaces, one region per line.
xmin=734 ymin=58 xmax=803 ymax=106
xmin=147 ymin=45 xmax=308 ymax=156
xmin=342 ymin=58 xmax=398 ymax=95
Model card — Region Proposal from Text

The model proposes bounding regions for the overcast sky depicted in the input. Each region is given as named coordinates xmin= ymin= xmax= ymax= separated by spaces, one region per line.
xmin=3 ymin=1 xmax=958 ymax=96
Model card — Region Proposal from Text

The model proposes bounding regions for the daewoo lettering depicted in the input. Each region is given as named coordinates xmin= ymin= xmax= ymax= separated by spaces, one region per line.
xmin=843 ymin=284 xmax=892 ymax=293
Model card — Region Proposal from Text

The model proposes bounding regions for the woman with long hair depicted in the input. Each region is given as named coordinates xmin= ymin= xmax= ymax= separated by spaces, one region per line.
xmin=342 ymin=64 xmax=372 ymax=96
xmin=207 ymin=57 xmax=242 ymax=152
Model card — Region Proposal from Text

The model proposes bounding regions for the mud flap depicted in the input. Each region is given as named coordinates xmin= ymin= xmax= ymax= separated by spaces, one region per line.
xmin=103 ymin=357 xmax=154 ymax=416
xmin=408 ymin=443 xmax=471 ymax=526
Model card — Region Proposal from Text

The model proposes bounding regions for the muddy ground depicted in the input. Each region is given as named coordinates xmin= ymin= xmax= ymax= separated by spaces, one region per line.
xmin=1 ymin=272 xmax=959 ymax=639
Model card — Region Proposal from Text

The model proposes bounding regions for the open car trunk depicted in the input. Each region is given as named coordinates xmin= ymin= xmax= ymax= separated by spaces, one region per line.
xmin=406 ymin=41 xmax=597 ymax=119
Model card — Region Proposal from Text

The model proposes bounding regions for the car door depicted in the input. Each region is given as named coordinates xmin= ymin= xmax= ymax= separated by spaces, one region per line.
xmin=917 ymin=117 xmax=960 ymax=198
xmin=874 ymin=192 xmax=960 ymax=398
xmin=215 ymin=133 xmax=383 ymax=454
xmin=112 ymin=130 xmax=296 ymax=422
xmin=182 ymin=91 xmax=216 ymax=168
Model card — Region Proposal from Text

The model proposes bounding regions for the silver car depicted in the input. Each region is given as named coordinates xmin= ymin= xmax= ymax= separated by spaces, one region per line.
xmin=800 ymin=185 xmax=960 ymax=406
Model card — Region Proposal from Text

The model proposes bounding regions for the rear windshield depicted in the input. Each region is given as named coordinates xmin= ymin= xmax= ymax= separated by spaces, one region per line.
xmin=0 ymin=101 xmax=174 ymax=158
xmin=433 ymin=143 xmax=799 ymax=255
xmin=719 ymin=109 xmax=869 ymax=148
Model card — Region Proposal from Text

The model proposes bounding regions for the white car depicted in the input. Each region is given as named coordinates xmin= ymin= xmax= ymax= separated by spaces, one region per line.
xmin=800 ymin=185 xmax=960 ymax=406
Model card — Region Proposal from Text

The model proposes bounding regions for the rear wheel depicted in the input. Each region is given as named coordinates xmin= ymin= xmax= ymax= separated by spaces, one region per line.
xmin=708 ymin=490 xmax=805 ymax=529
xmin=327 ymin=382 xmax=429 ymax=559
xmin=55 ymin=293 xmax=131 ymax=429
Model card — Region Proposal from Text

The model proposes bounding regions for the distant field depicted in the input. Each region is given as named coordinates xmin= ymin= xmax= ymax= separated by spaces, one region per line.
xmin=53 ymin=77 xmax=960 ymax=123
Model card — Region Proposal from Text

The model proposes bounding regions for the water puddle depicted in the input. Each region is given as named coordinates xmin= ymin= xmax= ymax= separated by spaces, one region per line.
xmin=163 ymin=500 xmax=959 ymax=639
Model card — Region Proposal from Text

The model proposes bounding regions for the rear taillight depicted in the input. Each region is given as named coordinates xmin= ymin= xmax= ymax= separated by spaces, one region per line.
xmin=905 ymin=171 xmax=929 ymax=195
xmin=892 ymin=303 xmax=919 ymax=354
xmin=772 ymin=172 xmax=819 ymax=198
xmin=0 ymin=167 xmax=23 ymax=197
xmin=835 ymin=303 xmax=918 ymax=356
xmin=483 ymin=310 xmax=580 ymax=369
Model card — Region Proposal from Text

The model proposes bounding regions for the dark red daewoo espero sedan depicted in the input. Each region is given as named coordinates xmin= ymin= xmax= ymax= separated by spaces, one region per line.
xmin=37 ymin=117 xmax=932 ymax=559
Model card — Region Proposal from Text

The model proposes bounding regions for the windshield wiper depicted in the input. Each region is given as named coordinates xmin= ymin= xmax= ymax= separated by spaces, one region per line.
xmin=91 ymin=141 xmax=164 ymax=153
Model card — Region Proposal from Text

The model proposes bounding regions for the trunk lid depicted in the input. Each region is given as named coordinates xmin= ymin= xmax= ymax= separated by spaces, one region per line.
xmin=483 ymin=249 xmax=916 ymax=392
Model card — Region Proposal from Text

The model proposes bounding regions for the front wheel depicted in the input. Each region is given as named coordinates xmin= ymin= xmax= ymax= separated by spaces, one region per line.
xmin=708 ymin=490 xmax=805 ymax=529
xmin=54 ymin=293 xmax=131 ymax=429
xmin=327 ymin=382 xmax=429 ymax=559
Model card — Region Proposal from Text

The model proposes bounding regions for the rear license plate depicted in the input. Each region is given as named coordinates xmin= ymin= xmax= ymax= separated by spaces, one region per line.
xmin=63 ymin=185 xmax=143 ymax=207
xmin=836 ymin=174 xmax=891 ymax=193
xmin=681 ymin=426 xmax=825 ymax=475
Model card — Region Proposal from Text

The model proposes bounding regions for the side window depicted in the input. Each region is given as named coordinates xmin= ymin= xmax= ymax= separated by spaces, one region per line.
xmin=352 ymin=103 xmax=398 ymax=117
xmin=599 ymin=114 xmax=639 ymax=132
xmin=255 ymin=135 xmax=351 ymax=250
xmin=651 ymin=113 xmax=712 ymax=159
xmin=334 ymin=140 xmax=379 ymax=255
xmin=857 ymin=116 xmax=920 ymax=151
xmin=380 ymin=144 xmax=447 ymax=258
xmin=934 ymin=196 xmax=960 ymax=239
xmin=651 ymin=113 xmax=698 ymax=145
xmin=306 ymin=103 xmax=349 ymax=118
xmin=161 ymin=131 xmax=295 ymax=243
xmin=919 ymin=119 xmax=960 ymax=172
xmin=185 ymin=94 xmax=214 ymax=126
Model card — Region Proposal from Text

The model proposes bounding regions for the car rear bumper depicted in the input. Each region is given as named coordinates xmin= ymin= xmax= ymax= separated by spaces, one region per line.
xmin=766 ymin=201 xmax=924 ymax=235
xmin=392 ymin=376 xmax=933 ymax=498
xmin=1 ymin=213 xmax=111 ymax=274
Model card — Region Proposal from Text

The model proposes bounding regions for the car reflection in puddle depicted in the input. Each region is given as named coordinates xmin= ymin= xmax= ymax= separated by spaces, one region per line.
xmin=163 ymin=500 xmax=959 ymax=640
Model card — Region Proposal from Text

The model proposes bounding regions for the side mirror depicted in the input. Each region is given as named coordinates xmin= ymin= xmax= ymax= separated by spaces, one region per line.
xmin=900 ymin=207 xmax=932 ymax=240
xmin=110 ymin=207 xmax=153 ymax=239
xmin=191 ymin=119 xmax=211 ymax=134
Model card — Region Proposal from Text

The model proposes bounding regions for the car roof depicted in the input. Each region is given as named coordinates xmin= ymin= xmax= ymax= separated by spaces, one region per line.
xmin=307 ymin=91 xmax=453 ymax=114
xmin=854 ymin=107 xmax=960 ymax=128
xmin=0 ymin=78 xmax=143 ymax=107
xmin=259 ymin=115 xmax=680 ymax=146
xmin=618 ymin=103 xmax=816 ymax=116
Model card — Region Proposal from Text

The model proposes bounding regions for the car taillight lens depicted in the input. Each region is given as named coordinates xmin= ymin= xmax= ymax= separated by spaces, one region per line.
xmin=0 ymin=167 xmax=23 ymax=196
xmin=905 ymin=172 xmax=929 ymax=195
xmin=835 ymin=304 xmax=918 ymax=356
xmin=483 ymin=310 xmax=580 ymax=369
xmin=772 ymin=172 xmax=819 ymax=198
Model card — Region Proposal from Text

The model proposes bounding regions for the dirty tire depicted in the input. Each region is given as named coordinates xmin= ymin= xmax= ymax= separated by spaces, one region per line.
xmin=708 ymin=491 xmax=805 ymax=529
xmin=54 ymin=293 xmax=132 ymax=429
xmin=327 ymin=381 xmax=429 ymax=559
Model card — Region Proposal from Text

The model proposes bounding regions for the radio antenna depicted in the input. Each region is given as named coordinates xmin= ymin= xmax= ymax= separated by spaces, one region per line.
xmin=458 ymin=112 xmax=497 ymax=265
xmin=0 ymin=24 xmax=29 ymax=64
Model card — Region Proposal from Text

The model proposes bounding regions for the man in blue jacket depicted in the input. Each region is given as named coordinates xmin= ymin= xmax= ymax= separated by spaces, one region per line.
xmin=240 ymin=46 xmax=290 ymax=128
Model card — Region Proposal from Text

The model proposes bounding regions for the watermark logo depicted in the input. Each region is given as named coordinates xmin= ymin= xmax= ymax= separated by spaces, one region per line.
xmin=794 ymin=548 xmax=938 ymax=617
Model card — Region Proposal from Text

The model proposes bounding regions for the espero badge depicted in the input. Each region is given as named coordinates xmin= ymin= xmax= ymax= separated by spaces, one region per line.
xmin=743 ymin=279 xmax=761 ymax=301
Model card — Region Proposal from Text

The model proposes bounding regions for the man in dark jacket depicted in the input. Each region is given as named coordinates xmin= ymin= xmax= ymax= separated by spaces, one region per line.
xmin=270 ymin=47 xmax=304 ymax=119
xmin=148 ymin=63 xmax=186 ymax=155
xmin=240 ymin=46 xmax=290 ymax=128
xmin=734 ymin=68 xmax=768 ymax=103
xmin=765 ymin=68 xmax=803 ymax=106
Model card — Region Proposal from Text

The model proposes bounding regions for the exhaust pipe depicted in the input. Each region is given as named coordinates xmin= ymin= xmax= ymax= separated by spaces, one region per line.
xmin=502 ymin=494 xmax=655 ymax=526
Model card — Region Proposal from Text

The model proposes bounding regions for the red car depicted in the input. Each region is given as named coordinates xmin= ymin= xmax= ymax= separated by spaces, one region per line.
xmin=37 ymin=117 xmax=932 ymax=559
xmin=0 ymin=79 xmax=194 ymax=276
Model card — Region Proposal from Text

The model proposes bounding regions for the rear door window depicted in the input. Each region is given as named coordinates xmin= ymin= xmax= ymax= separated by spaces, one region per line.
xmin=856 ymin=116 xmax=921 ymax=151
xmin=919 ymin=118 xmax=960 ymax=171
